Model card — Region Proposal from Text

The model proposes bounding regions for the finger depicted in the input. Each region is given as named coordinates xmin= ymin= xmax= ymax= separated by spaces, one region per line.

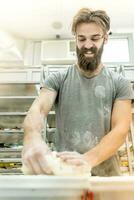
xmin=28 ymin=156 xmax=44 ymax=174
xmin=57 ymin=151 xmax=78 ymax=156
xmin=23 ymin=155 xmax=52 ymax=175
xmin=58 ymin=153 xmax=82 ymax=161
xmin=37 ymin=156 xmax=53 ymax=174
xmin=22 ymin=162 xmax=35 ymax=175
xmin=22 ymin=158 xmax=41 ymax=175
xmin=65 ymin=158 xmax=85 ymax=166
xmin=22 ymin=153 xmax=36 ymax=175
xmin=60 ymin=155 xmax=80 ymax=162
xmin=57 ymin=151 xmax=80 ymax=157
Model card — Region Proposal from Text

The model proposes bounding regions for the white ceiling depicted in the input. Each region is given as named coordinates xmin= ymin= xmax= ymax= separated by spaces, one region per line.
xmin=0 ymin=0 xmax=134 ymax=40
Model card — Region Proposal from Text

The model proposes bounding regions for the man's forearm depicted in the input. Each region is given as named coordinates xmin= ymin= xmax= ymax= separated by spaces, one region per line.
xmin=23 ymin=107 xmax=46 ymax=145
xmin=84 ymin=100 xmax=132 ymax=168
xmin=84 ymin=125 xmax=128 ymax=168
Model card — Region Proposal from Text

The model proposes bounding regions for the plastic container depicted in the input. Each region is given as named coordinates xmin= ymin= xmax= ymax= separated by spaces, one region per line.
xmin=0 ymin=175 xmax=90 ymax=200
xmin=90 ymin=176 xmax=134 ymax=200
xmin=1 ymin=175 xmax=134 ymax=200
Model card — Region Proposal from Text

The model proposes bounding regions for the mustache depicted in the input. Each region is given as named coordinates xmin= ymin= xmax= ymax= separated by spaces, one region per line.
xmin=79 ymin=47 xmax=97 ymax=55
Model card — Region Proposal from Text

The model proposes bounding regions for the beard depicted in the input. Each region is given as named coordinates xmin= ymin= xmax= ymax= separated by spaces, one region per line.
xmin=76 ymin=42 xmax=104 ymax=72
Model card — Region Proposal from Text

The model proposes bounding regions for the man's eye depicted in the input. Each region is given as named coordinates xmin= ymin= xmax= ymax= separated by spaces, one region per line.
xmin=91 ymin=38 xmax=100 ymax=42
xmin=78 ymin=38 xmax=86 ymax=42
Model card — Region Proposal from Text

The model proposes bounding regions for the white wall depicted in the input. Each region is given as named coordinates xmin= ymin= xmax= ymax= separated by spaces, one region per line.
xmin=1 ymin=30 xmax=133 ymax=67
xmin=23 ymin=41 xmax=41 ymax=66
xmin=0 ymin=30 xmax=25 ymax=66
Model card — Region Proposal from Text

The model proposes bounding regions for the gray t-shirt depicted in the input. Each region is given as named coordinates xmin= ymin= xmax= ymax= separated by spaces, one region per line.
xmin=41 ymin=65 xmax=133 ymax=176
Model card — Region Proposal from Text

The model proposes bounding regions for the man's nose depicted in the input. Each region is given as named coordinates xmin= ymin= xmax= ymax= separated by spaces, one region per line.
xmin=84 ymin=39 xmax=94 ymax=49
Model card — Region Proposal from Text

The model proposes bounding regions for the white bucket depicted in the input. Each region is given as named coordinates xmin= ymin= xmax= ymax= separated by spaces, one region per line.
xmin=0 ymin=175 xmax=91 ymax=200
xmin=90 ymin=176 xmax=134 ymax=200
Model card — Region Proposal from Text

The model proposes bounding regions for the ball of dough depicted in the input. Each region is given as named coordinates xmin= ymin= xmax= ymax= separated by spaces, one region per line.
xmin=22 ymin=151 xmax=91 ymax=176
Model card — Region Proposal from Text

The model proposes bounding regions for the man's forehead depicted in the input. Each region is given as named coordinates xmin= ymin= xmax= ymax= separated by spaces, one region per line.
xmin=76 ymin=23 xmax=104 ymax=36
xmin=77 ymin=33 xmax=103 ymax=38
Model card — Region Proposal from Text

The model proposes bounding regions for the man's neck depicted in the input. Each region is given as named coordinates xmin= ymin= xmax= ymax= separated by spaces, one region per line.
xmin=76 ymin=63 xmax=104 ymax=78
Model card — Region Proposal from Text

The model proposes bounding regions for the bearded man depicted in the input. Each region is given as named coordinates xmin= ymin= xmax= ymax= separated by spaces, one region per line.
xmin=22 ymin=8 xmax=133 ymax=176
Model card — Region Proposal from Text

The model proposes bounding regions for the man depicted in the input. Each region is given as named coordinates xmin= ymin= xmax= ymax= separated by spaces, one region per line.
xmin=22 ymin=8 xmax=133 ymax=176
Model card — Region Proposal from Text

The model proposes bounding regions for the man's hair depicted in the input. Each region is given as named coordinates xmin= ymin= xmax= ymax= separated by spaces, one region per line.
xmin=72 ymin=8 xmax=110 ymax=35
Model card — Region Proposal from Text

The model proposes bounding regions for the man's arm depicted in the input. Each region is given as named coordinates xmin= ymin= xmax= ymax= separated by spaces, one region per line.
xmin=58 ymin=100 xmax=132 ymax=169
xmin=22 ymin=87 xmax=57 ymax=174
xmin=84 ymin=99 xmax=132 ymax=167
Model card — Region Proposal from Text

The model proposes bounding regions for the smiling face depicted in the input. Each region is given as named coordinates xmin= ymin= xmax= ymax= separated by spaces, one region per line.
xmin=76 ymin=22 xmax=108 ymax=72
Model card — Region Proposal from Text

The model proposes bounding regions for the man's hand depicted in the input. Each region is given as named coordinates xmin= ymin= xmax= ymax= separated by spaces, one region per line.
xmin=57 ymin=151 xmax=91 ymax=174
xmin=22 ymin=138 xmax=53 ymax=175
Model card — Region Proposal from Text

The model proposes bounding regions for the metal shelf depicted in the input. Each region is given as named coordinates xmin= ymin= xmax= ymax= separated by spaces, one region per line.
xmin=0 ymin=96 xmax=36 ymax=99
xmin=0 ymin=82 xmax=40 ymax=84
xmin=0 ymin=147 xmax=22 ymax=159
xmin=0 ymin=130 xmax=23 ymax=133
xmin=0 ymin=158 xmax=21 ymax=163
xmin=49 ymin=111 xmax=55 ymax=115
xmin=0 ymin=168 xmax=22 ymax=174
xmin=0 ymin=67 xmax=41 ymax=174
xmin=47 ymin=128 xmax=56 ymax=132
xmin=0 ymin=148 xmax=22 ymax=152
xmin=0 ymin=112 xmax=27 ymax=116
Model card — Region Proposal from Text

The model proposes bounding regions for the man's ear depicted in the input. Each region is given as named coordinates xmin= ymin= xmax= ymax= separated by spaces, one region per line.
xmin=104 ymin=34 xmax=108 ymax=44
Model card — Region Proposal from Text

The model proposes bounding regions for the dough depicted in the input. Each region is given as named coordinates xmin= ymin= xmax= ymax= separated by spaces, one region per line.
xmin=22 ymin=151 xmax=91 ymax=176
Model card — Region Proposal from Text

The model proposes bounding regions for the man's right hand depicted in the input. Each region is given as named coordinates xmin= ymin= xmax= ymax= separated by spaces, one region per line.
xmin=22 ymin=138 xmax=53 ymax=175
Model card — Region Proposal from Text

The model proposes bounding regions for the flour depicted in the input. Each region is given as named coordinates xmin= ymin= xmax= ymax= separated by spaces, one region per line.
xmin=22 ymin=151 xmax=91 ymax=176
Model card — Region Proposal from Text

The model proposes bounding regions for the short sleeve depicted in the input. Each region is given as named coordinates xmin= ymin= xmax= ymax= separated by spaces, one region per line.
xmin=115 ymin=75 xmax=134 ymax=100
xmin=40 ymin=70 xmax=66 ymax=92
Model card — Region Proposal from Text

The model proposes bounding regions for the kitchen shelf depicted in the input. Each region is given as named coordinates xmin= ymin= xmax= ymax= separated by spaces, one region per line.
xmin=0 ymin=81 xmax=40 ymax=84
xmin=0 ymin=147 xmax=22 ymax=152
xmin=49 ymin=111 xmax=55 ymax=115
xmin=0 ymin=158 xmax=21 ymax=162
xmin=0 ymin=168 xmax=22 ymax=174
xmin=0 ymin=112 xmax=27 ymax=116
xmin=0 ymin=96 xmax=36 ymax=99
xmin=0 ymin=130 xmax=23 ymax=133
xmin=0 ymin=147 xmax=22 ymax=159
xmin=0 ymin=66 xmax=40 ymax=174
